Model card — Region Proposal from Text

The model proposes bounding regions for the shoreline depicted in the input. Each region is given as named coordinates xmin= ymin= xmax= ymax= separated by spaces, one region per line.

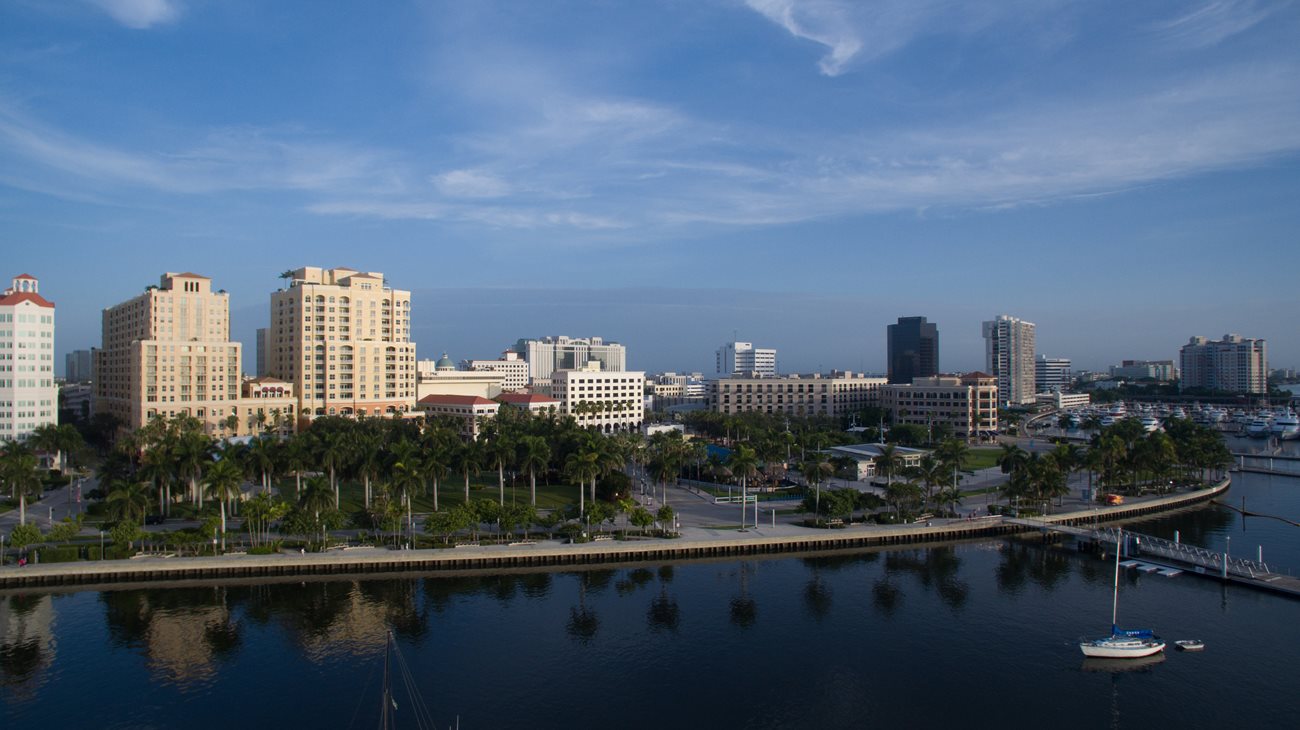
xmin=0 ymin=479 xmax=1230 ymax=590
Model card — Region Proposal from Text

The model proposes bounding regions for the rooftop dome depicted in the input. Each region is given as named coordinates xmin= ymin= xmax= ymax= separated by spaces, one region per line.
xmin=435 ymin=353 xmax=456 ymax=371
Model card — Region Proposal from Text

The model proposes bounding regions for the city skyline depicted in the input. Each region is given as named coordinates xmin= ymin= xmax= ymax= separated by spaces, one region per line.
xmin=3 ymin=1 xmax=1299 ymax=375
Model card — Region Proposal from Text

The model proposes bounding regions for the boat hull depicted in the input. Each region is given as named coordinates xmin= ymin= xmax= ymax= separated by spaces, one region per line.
xmin=1079 ymin=638 xmax=1166 ymax=659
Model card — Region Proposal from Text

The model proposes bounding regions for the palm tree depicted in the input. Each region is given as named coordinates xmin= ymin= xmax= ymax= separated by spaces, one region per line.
xmin=486 ymin=434 xmax=515 ymax=506
xmin=106 ymin=480 xmax=152 ymax=526
xmin=1 ymin=443 xmax=42 ymax=525
xmin=453 ymin=440 xmax=483 ymax=504
xmin=564 ymin=449 xmax=600 ymax=519
xmin=204 ymin=457 xmax=244 ymax=551
xmin=875 ymin=443 xmax=900 ymax=489
xmin=909 ymin=454 xmax=946 ymax=512
xmin=282 ymin=434 xmax=313 ymax=499
xmin=317 ymin=429 xmax=351 ymax=508
xmin=172 ymin=430 xmax=212 ymax=508
xmin=518 ymin=435 xmax=550 ymax=507
xmin=799 ymin=454 xmax=832 ymax=521
xmin=727 ymin=445 xmax=761 ymax=529
xmin=352 ymin=430 xmax=385 ymax=510
xmin=246 ymin=437 xmax=278 ymax=495
xmin=389 ymin=454 xmax=423 ymax=544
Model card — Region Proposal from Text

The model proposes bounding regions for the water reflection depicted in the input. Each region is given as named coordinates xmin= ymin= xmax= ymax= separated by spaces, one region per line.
xmin=567 ymin=573 xmax=599 ymax=644
xmin=729 ymin=563 xmax=757 ymax=629
xmin=0 ymin=595 xmax=54 ymax=698
xmin=647 ymin=568 xmax=680 ymax=633
xmin=883 ymin=548 xmax=970 ymax=611
xmin=997 ymin=543 xmax=1073 ymax=594
xmin=99 ymin=587 xmax=242 ymax=683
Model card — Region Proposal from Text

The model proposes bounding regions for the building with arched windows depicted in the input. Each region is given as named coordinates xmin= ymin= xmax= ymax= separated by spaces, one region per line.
xmin=268 ymin=267 xmax=417 ymax=423
xmin=0 ymin=274 xmax=57 ymax=441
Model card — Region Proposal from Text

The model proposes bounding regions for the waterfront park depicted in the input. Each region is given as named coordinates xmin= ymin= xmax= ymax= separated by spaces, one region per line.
xmin=0 ymin=405 xmax=1233 ymax=575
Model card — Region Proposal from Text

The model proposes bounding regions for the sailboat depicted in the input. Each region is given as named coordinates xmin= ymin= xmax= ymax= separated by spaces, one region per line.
xmin=1079 ymin=528 xmax=1165 ymax=659
xmin=379 ymin=630 xmax=450 ymax=730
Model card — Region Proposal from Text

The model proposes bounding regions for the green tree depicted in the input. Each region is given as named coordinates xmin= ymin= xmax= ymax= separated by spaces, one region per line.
xmin=8 ymin=522 xmax=43 ymax=550
xmin=205 ymin=457 xmax=245 ymax=551
xmin=106 ymin=480 xmax=152 ymax=526
xmin=1 ymin=443 xmax=42 ymax=525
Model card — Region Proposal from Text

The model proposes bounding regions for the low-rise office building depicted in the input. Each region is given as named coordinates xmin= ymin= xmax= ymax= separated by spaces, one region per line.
xmin=534 ymin=362 xmax=645 ymax=432
xmin=416 ymin=394 xmax=500 ymax=440
xmin=238 ymin=376 xmax=297 ymax=437
xmin=711 ymin=371 xmax=887 ymax=417
xmin=880 ymin=373 xmax=999 ymax=440
xmin=825 ymin=443 xmax=928 ymax=481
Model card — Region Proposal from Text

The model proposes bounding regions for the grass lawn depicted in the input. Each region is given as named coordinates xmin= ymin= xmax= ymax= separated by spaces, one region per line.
xmin=276 ymin=476 xmax=583 ymax=514
xmin=963 ymin=448 xmax=1002 ymax=472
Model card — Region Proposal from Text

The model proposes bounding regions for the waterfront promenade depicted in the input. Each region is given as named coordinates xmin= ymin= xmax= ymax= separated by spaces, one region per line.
xmin=0 ymin=478 xmax=1230 ymax=590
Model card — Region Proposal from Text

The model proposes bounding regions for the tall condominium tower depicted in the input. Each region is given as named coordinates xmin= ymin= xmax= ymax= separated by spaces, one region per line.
xmin=982 ymin=314 xmax=1036 ymax=406
xmin=1179 ymin=334 xmax=1267 ymax=394
xmin=716 ymin=341 xmax=777 ymax=377
xmin=95 ymin=273 xmax=241 ymax=435
xmin=268 ymin=267 xmax=417 ymax=420
xmin=0 ymin=274 xmax=57 ymax=442
xmin=513 ymin=336 xmax=626 ymax=384
xmin=886 ymin=316 xmax=939 ymax=384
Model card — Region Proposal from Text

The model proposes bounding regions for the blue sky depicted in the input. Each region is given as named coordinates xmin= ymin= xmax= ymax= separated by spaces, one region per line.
xmin=3 ymin=0 xmax=1298 ymax=376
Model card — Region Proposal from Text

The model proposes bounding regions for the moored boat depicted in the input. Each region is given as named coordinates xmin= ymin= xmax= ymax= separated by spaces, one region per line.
xmin=1079 ymin=528 xmax=1165 ymax=659
xmin=1271 ymin=412 xmax=1299 ymax=440
xmin=1175 ymin=639 xmax=1205 ymax=652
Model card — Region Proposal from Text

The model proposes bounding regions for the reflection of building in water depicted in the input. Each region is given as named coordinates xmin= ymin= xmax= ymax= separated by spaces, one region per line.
xmin=144 ymin=605 xmax=234 ymax=683
xmin=0 ymin=594 xmax=56 ymax=698
xmin=293 ymin=588 xmax=391 ymax=662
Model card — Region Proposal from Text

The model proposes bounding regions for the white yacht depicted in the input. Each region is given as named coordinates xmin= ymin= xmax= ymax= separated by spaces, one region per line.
xmin=1271 ymin=412 xmax=1300 ymax=440
xmin=1245 ymin=416 xmax=1273 ymax=438
xmin=1139 ymin=416 xmax=1160 ymax=433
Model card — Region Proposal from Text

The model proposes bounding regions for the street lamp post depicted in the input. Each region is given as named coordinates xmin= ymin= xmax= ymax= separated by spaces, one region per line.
xmin=99 ymin=530 xmax=105 ymax=560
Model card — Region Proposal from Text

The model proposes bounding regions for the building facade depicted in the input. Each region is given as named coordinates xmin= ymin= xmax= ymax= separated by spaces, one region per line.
xmin=1179 ymin=334 xmax=1268 ymax=394
xmin=983 ymin=314 xmax=1036 ymax=406
xmin=716 ymin=341 xmax=777 ymax=378
xmin=95 ymin=273 xmax=242 ymax=435
xmin=887 ymin=316 xmax=939 ymax=385
xmin=880 ymin=373 xmax=999 ymax=441
xmin=1109 ymin=360 xmax=1178 ymax=381
xmin=416 ymin=353 xmax=505 ymax=400
xmin=1 ymin=274 xmax=57 ymax=442
xmin=463 ymin=351 xmax=529 ymax=392
xmin=65 ymin=348 xmax=94 ymax=384
xmin=534 ymin=363 xmax=645 ymax=432
xmin=239 ymin=377 xmax=297 ymax=437
xmin=514 ymin=336 xmax=627 ymax=383
xmin=415 ymin=394 xmax=500 ymax=440
xmin=268 ymin=267 xmax=418 ymax=421
xmin=1034 ymin=355 xmax=1072 ymax=394
xmin=255 ymin=328 xmax=269 ymax=377
xmin=710 ymin=371 xmax=887 ymax=417
xmin=495 ymin=392 xmax=560 ymax=415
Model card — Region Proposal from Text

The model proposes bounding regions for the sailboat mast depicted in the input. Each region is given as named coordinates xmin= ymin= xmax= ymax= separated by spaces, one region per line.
xmin=381 ymin=631 xmax=392 ymax=729
xmin=1111 ymin=527 xmax=1122 ymax=627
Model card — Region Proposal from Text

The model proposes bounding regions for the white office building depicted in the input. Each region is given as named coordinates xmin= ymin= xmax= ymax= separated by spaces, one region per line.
xmin=716 ymin=341 xmax=777 ymax=377
xmin=1035 ymin=356 xmax=1072 ymax=394
xmin=514 ymin=336 xmax=627 ymax=384
xmin=534 ymin=362 xmax=645 ymax=432
xmin=463 ymin=351 xmax=530 ymax=392
xmin=983 ymin=315 xmax=1036 ymax=407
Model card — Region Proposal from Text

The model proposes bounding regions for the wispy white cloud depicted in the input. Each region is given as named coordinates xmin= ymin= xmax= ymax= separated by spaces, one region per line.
xmin=0 ymin=103 xmax=398 ymax=196
xmin=1151 ymin=0 xmax=1286 ymax=49
xmin=87 ymin=0 xmax=179 ymax=29
xmin=432 ymin=169 xmax=511 ymax=199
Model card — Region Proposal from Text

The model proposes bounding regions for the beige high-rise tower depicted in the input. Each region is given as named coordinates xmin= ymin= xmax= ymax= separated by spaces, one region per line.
xmin=269 ymin=267 xmax=417 ymax=421
xmin=95 ymin=273 xmax=242 ymax=435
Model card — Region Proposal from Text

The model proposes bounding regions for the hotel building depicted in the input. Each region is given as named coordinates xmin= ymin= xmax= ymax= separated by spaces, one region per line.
xmin=268 ymin=267 xmax=417 ymax=421
xmin=716 ymin=341 xmax=777 ymax=378
xmin=0 ymin=274 xmax=57 ymax=442
xmin=95 ymin=273 xmax=241 ymax=435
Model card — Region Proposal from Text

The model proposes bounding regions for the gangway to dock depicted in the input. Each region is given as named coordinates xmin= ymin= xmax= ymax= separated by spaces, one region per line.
xmin=1006 ymin=517 xmax=1299 ymax=597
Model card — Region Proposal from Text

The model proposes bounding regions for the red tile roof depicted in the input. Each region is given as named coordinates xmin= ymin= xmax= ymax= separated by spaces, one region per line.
xmin=0 ymin=292 xmax=54 ymax=308
xmin=418 ymin=394 xmax=497 ymax=406
xmin=496 ymin=392 xmax=558 ymax=404
xmin=13 ymin=273 xmax=37 ymax=280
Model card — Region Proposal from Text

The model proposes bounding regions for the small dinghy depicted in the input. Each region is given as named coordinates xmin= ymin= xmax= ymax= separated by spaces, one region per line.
xmin=1175 ymin=640 xmax=1205 ymax=652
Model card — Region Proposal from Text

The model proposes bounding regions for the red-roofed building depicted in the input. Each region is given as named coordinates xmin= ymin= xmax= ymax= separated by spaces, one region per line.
xmin=417 ymin=393 xmax=500 ymax=439
xmin=1 ymin=274 xmax=57 ymax=441
xmin=495 ymin=392 xmax=559 ymax=415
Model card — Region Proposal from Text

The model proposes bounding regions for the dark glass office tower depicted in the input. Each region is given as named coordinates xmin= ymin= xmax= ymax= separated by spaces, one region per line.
xmin=887 ymin=316 xmax=939 ymax=384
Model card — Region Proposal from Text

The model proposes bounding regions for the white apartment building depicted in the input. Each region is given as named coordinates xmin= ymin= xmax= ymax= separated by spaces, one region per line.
xmin=1035 ymin=356 xmax=1072 ymax=394
xmin=514 ymin=336 xmax=627 ymax=383
xmin=463 ymin=351 xmax=529 ymax=392
xmin=983 ymin=314 xmax=1036 ymax=407
xmin=0 ymin=274 xmax=57 ymax=442
xmin=716 ymin=341 xmax=777 ymax=377
xmin=268 ymin=267 xmax=417 ymax=421
xmin=1035 ymin=391 xmax=1091 ymax=410
xmin=710 ymin=371 xmax=887 ymax=417
xmin=1180 ymin=334 xmax=1268 ymax=394
xmin=535 ymin=362 xmax=645 ymax=432
xmin=95 ymin=273 xmax=242 ymax=435
xmin=880 ymin=373 xmax=999 ymax=441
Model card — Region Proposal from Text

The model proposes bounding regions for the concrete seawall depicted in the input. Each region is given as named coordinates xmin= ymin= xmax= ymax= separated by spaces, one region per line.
xmin=0 ymin=479 xmax=1230 ymax=590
